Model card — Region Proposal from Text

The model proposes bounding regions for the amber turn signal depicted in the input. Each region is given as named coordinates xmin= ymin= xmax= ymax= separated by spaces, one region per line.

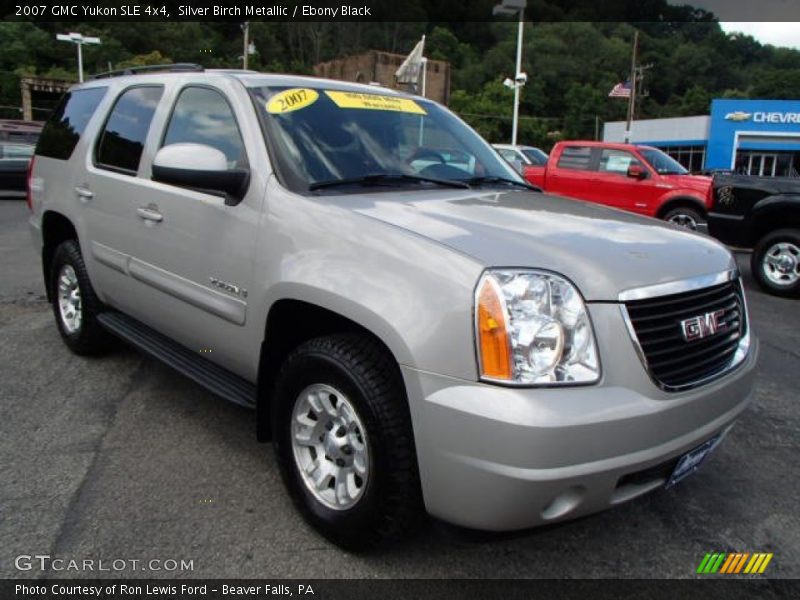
xmin=476 ymin=275 xmax=512 ymax=380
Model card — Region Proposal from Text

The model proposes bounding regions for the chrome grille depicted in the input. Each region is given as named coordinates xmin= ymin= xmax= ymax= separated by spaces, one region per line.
xmin=623 ymin=280 xmax=746 ymax=390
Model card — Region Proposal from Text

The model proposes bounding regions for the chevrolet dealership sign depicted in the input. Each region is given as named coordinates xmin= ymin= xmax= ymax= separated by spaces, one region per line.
xmin=753 ymin=111 xmax=800 ymax=124
xmin=725 ymin=110 xmax=800 ymax=124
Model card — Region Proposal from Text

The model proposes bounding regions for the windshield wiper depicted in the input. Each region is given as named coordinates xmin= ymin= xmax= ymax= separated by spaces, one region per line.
xmin=464 ymin=176 xmax=537 ymax=190
xmin=309 ymin=173 xmax=469 ymax=191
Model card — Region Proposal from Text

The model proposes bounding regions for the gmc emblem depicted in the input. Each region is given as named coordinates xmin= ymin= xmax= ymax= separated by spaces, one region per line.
xmin=680 ymin=309 xmax=727 ymax=342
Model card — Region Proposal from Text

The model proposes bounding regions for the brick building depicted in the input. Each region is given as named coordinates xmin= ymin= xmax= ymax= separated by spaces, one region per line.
xmin=313 ymin=50 xmax=451 ymax=105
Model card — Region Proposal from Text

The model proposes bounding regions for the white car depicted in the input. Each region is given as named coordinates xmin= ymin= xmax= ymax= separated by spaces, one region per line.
xmin=493 ymin=143 xmax=549 ymax=168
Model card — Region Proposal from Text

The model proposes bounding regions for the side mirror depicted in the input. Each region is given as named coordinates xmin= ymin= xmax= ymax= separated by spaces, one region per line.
xmin=627 ymin=164 xmax=648 ymax=180
xmin=152 ymin=143 xmax=249 ymax=206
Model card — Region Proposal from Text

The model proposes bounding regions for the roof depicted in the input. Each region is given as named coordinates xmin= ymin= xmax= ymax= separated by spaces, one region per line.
xmin=492 ymin=144 xmax=543 ymax=151
xmin=555 ymin=140 xmax=659 ymax=151
xmin=74 ymin=65 xmax=426 ymax=101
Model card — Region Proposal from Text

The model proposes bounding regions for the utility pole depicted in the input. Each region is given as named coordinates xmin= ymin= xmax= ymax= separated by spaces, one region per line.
xmin=624 ymin=30 xmax=638 ymax=143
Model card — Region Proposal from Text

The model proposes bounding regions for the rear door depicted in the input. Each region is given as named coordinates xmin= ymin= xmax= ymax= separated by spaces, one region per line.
xmin=545 ymin=145 xmax=598 ymax=200
xmin=82 ymin=84 xmax=166 ymax=316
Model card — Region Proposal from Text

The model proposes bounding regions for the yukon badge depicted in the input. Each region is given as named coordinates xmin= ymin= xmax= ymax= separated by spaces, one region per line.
xmin=680 ymin=310 xmax=726 ymax=342
xmin=210 ymin=276 xmax=248 ymax=298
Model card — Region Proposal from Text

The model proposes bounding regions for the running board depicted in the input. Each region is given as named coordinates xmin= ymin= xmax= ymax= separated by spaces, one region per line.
xmin=98 ymin=312 xmax=256 ymax=409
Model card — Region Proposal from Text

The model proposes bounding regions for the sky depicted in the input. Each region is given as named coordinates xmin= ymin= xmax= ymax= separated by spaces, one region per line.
xmin=719 ymin=22 xmax=800 ymax=50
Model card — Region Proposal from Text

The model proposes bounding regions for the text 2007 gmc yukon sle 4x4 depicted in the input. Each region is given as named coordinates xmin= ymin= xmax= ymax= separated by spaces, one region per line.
xmin=28 ymin=66 xmax=757 ymax=549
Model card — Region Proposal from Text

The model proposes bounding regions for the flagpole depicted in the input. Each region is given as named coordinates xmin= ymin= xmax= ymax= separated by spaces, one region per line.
xmin=624 ymin=30 xmax=638 ymax=143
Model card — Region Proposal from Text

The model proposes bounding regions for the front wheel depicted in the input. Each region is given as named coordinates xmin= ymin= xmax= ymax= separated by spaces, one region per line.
xmin=273 ymin=334 xmax=422 ymax=550
xmin=663 ymin=206 xmax=705 ymax=231
xmin=50 ymin=240 xmax=112 ymax=355
xmin=751 ymin=229 xmax=800 ymax=297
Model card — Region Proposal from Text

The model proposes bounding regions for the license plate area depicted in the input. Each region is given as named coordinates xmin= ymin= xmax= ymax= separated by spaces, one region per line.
xmin=666 ymin=434 xmax=721 ymax=488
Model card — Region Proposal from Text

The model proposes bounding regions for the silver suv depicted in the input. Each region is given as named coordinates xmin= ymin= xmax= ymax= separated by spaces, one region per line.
xmin=28 ymin=66 xmax=757 ymax=549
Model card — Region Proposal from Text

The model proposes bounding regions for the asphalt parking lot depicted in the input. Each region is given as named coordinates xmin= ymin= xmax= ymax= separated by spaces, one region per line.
xmin=1 ymin=198 xmax=798 ymax=579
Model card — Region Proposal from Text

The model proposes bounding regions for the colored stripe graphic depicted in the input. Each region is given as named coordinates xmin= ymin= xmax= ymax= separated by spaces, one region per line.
xmin=699 ymin=552 xmax=774 ymax=574
xmin=758 ymin=554 xmax=773 ymax=574
xmin=702 ymin=553 xmax=719 ymax=573
xmin=744 ymin=554 xmax=761 ymax=574
xmin=720 ymin=554 xmax=736 ymax=573
xmin=711 ymin=552 xmax=725 ymax=573
xmin=697 ymin=554 xmax=712 ymax=574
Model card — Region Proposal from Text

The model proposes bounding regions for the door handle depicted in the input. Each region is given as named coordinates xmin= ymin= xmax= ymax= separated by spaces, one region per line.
xmin=74 ymin=186 xmax=94 ymax=202
xmin=136 ymin=206 xmax=163 ymax=223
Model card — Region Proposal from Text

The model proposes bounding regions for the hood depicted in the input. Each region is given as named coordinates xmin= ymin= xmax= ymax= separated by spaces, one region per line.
xmin=346 ymin=189 xmax=735 ymax=301
xmin=661 ymin=173 xmax=712 ymax=192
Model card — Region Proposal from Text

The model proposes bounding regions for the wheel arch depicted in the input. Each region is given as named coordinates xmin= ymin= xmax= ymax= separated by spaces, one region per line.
xmin=751 ymin=199 xmax=800 ymax=242
xmin=41 ymin=211 xmax=79 ymax=301
xmin=256 ymin=296 xmax=411 ymax=442
xmin=655 ymin=195 xmax=708 ymax=220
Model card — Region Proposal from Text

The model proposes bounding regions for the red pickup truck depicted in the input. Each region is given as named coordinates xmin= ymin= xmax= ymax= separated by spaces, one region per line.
xmin=525 ymin=141 xmax=713 ymax=230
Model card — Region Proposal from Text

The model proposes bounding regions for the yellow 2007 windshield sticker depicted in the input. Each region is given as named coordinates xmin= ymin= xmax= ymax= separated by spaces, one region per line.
xmin=266 ymin=88 xmax=319 ymax=114
xmin=324 ymin=91 xmax=426 ymax=115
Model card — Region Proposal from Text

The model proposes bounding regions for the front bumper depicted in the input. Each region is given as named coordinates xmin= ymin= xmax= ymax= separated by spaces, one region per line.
xmin=402 ymin=305 xmax=758 ymax=531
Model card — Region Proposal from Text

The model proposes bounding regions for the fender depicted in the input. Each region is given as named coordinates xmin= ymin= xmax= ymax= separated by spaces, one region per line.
xmin=657 ymin=190 xmax=709 ymax=213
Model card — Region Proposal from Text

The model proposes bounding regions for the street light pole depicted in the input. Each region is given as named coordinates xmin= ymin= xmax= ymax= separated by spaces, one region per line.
xmin=493 ymin=0 xmax=527 ymax=145
xmin=242 ymin=22 xmax=249 ymax=70
xmin=512 ymin=9 xmax=524 ymax=145
xmin=56 ymin=32 xmax=101 ymax=82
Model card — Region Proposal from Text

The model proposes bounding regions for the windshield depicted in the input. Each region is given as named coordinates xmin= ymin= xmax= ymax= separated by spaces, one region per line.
xmin=251 ymin=86 xmax=525 ymax=193
xmin=638 ymin=147 xmax=688 ymax=175
xmin=521 ymin=147 xmax=548 ymax=165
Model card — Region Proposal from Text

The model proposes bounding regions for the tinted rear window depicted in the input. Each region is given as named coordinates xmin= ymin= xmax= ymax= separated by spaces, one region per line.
xmin=35 ymin=87 xmax=107 ymax=160
xmin=95 ymin=86 xmax=163 ymax=174
xmin=557 ymin=146 xmax=593 ymax=171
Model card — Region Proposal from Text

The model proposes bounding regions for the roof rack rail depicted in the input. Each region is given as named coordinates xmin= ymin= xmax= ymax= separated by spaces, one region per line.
xmin=91 ymin=63 xmax=204 ymax=80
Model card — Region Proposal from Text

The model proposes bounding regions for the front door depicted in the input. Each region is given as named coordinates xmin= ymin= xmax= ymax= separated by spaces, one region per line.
xmin=592 ymin=148 xmax=658 ymax=214
xmin=124 ymin=82 xmax=265 ymax=379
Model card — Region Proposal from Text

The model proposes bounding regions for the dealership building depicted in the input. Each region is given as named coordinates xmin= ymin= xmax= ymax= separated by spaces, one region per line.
xmin=603 ymin=99 xmax=800 ymax=177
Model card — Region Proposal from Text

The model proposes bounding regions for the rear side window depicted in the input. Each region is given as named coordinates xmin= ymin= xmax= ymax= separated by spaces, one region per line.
xmin=95 ymin=86 xmax=164 ymax=174
xmin=35 ymin=87 xmax=107 ymax=160
xmin=557 ymin=146 xmax=593 ymax=171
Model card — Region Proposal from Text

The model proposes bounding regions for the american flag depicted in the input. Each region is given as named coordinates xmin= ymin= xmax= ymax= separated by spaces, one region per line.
xmin=609 ymin=80 xmax=632 ymax=98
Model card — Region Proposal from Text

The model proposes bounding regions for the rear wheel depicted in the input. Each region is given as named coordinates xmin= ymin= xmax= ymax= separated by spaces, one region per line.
xmin=50 ymin=240 xmax=111 ymax=355
xmin=663 ymin=206 xmax=704 ymax=231
xmin=273 ymin=334 xmax=422 ymax=550
xmin=751 ymin=229 xmax=800 ymax=297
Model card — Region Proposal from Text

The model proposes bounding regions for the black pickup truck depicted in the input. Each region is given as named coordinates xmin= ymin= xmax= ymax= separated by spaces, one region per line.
xmin=709 ymin=174 xmax=800 ymax=297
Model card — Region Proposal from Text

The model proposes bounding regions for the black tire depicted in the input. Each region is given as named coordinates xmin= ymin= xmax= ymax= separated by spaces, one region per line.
xmin=50 ymin=240 xmax=112 ymax=355
xmin=751 ymin=229 xmax=800 ymax=297
xmin=273 ymin=334 xmax=422 ymax=550
xmin=663 ymin=206 xmax=705 ymax=231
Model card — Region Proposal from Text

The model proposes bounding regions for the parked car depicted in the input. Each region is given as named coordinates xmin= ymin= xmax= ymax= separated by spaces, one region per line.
xmin=0 ymin=143 xmax=34 ymax=198
xmin=493 ymin=143 xmax=548 ymax=183
xmin=709 ymin=173 xmax=800 ymax=297
xmin=29 ymin=67 xmax=756 ymax=549
xmin=526 ymin=141 xmax=713 ymax=230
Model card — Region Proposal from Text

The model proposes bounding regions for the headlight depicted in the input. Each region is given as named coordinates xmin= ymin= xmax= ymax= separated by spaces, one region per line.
xmin=475 ymin=270 xmax=600 ymax=385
